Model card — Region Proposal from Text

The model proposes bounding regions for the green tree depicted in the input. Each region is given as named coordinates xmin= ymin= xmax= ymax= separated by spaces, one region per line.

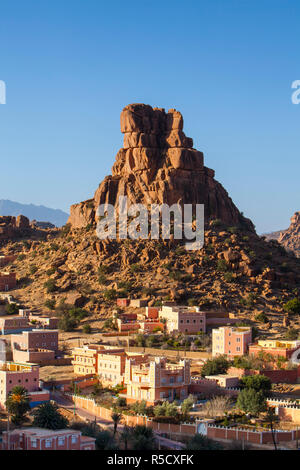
xmin=71 ymin=421 xmax=112 ymax=450
xmin=44 ymin=299 xmax=56 ymax=310
xmin=181 ymin=395 xmax=195 ymax=419
xmin=239 ymin=375 xmax=271 ymax=395
xmin=58 ymin=315 xmax=78 ymax=332
xmin=186 ymin=434 xmax=223 ymax=450
xmin=5 ymin=386 xmax=31 ymax=425
xmin=236 ymin=388 xmax=266 ymax=415
xmin=5 ymin=303 xmax=19 ymax=315
xmin=44 ymin=279 xmax=57 ymax=293
xmin=32 ymin=402 xmax=69 ymax=429
xmin=131 ymin=425 xmax=155 ymax=450
xmin=283 ymin=298 xmax=300 ymax=315
xmin=201 ymin=356 xmax=229 ymax=377
xmin=284 ymin=328 xmax=299 ymax=340
xmin=255 ymin=312 xmax=268 ymax=323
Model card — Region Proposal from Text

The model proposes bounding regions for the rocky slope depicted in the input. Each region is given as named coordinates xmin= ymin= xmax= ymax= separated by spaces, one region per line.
xmin=264 ymin=212 xmax=300 ymax=258
xmin=0 ymin=215 xmax=49 ymax=243
xmin=278 ymin=212 xmax=300 ymax=258
xmin=68 ymin=104 xmax=253 ymax=231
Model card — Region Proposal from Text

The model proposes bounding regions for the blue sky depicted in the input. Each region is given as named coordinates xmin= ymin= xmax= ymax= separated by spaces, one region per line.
xmin=0 ymin=0 xmax=299 ymax=233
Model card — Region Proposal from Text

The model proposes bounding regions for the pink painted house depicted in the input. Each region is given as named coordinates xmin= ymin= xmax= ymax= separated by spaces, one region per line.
xmin=212 ymin=326 xmax=252 ymax=358
xmin=1 ymin=428 xmax=95 ymax=450
xmin=0 ymin=362 xmax=50 ymax=408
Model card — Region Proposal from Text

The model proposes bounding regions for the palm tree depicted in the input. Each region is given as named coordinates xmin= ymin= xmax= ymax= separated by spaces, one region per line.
xmin=32 ymin=402 xmax=69 ymax=429
xmin=265 ymin=407 xmax=279 ymax=451
xmin=131 ymin=425 xmax=156 ymax=450
xmin=5 ymin=386 xmax=30 ymax=425
xmin=120 ymin=424 xmax=132 ymax=450
xmin=111 ymin=412 xmax=122 ymax=437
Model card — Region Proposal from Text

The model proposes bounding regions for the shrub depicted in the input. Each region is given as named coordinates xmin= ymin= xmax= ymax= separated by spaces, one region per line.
xmin=129 ymin=264 xmax=141 ymax=273
xmin=187 ymin=298 xmax=198 ymax=307
xmin=50 ymin=243 xmax=59 ymax=251
xmin=284 ymin=328 xmax=299 ymax=340
xmin=255 ymin=312 xmax=268 ymax=323
xmin=103 ymin=289 xmax=117 ymax=301
xmin=29 ymin=265 xmax=38 ymax=275
xmin=223 ymin=272 xmax=235 ymax=282
xmin=46 ymin=267 xmax=56 ymax=276
xmin=217 ymin=259 xmax=228 ymax=272
xmin=44 ymin=279 xmax=57 ymax=293
xmin=5 ymin=303 xmax=19 ymax=315
xmin=98 ymin=274 xmax=107 ymax=285
xmin=210 ymin=219 xmax=222 ymax=227
xmin=284 ymin=298 xmax=300 ymax=315
xmin=44 ymin=299 xmax=56 ymax=310
xmin=82 ymin=324 xmax=92 ymax=334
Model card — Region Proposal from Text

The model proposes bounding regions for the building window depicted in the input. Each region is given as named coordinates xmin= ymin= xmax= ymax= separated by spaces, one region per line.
xmin=45 ymin=439 xmax=52 ymax=448
xmin=71 ymin=435 xmax=78 ymax=444
xmin=31 ymin=439 xmax=37 ymax=448
xmin=58 ymin=437 xmax=65 ymax=446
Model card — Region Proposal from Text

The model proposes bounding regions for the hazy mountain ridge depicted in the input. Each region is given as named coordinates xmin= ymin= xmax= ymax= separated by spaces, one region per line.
xmin=0 ymin=200 xmax=68 ymax=227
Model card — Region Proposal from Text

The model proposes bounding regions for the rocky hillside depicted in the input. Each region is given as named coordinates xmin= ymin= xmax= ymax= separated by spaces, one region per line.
xmin=68 ymin=104 xmax=253 ymax=231
xmin=264 ymin=212 xmax=300 ymax=258
xmin=1 ymin=104 xmax=299 ymax=338
xmin=0 ymin=215 xmax=50 ymax=243
xmin=1 ymin=221 xmax=299 ymax=337
xmin=278 ymin=212 xmax=300 ymax=258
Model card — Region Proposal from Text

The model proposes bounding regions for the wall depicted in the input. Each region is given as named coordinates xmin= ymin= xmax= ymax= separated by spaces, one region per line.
xmin=206 ymin=425 xmax=296 ymax=444
xmin=12 ymin=348 xmax=55 ymax=364
xmin=125 ymin=346 xmax=210 ymax=360
xmin=70 ymin=395 xmax=298 ymax=445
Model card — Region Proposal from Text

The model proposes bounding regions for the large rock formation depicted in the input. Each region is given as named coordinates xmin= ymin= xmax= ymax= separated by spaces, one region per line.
xmin=278 ymin=212 xmax=300 ymax=258
xmin=0 ymin=215 xmax=31 ymax=241
xmin=68 ymin=104 xmax=254 ymax=231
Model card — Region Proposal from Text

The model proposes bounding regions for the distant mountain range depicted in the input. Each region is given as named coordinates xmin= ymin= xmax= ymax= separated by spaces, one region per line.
xmin=0 ymin=200 xmax=68 ymax=227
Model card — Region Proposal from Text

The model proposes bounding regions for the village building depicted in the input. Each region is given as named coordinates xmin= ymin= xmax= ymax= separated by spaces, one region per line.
xmin=0 ymin=255 xmax=16 ymax=268
xmin=0 ymin=272 xmax=16 ymax=291
xmin=11 ymin=329 xmax=59 ymax=352
xmin=1 ymin=428 xmax=95 ymax=450
xmin=0 ymin=362 xmax=50 ymax=408
xmin=249 ymin=339 xmax=300 ymax=363
xmin=212 ymin=326 xmax=252 ymax=358
xmin=159 ymin=305 xmax=206 ymax=334
xmin=124 ymin=356 xmax=190 ymax=405
xmin=10 ymin=329 xmax=59 ymax=364
xmin=0 ymin=316 xmax=32 ymax=335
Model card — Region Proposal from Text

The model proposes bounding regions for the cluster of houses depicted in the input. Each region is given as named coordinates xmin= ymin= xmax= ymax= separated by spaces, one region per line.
xmin=72 ymin=344 xmax=190 ymax=405
xmin=115 ymin=301 xmax=236 ymax=334
xmin=212 ymin=325 xmax=300 ymax=364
